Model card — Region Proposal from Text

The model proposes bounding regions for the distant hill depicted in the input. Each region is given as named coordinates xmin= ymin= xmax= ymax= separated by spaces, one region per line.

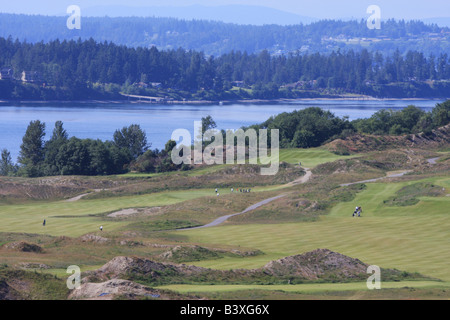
xmin=423 ymin=17 xmax=450 ymax=28
xmin=82 ymin=4 xmax=317 ymax=26
xmin=0 ymin=13 xmax=449 ymax=56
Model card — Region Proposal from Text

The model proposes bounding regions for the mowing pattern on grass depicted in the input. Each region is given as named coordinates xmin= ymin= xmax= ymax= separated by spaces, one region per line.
xmin=383 ymin=182 xmax=446 ymax=206
xmin=279 ymin=148 xmax=359 ymax=167
xmin=0 ymin=146 xmax=448 ymax=299
xmin=179 ymin=176 xmax=450 ymax=282
xmin=156 ymin=282 xmax=450 ymax=300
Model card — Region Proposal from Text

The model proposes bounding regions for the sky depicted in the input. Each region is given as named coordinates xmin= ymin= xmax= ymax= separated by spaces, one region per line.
xmin=0 ymin=0 xmax=449 ymax=20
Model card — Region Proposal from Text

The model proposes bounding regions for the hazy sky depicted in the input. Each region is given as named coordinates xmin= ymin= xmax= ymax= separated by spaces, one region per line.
xmin=0 ymin=0 xmax=449 ymax=20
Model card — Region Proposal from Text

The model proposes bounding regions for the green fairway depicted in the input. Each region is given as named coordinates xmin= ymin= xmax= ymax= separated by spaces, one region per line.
xmin=0 ymin=185 xmax=283 ymax=237
xmin=175 ymin=176 xmax=450 ymax=282
xmin=1 ymin=148 xmax=448 ymax=299
xmin=330 ymin=176 xmax=450 ymax=218
xmin=278 ymin=148 xmax=359 ymax=167
xmin=157 ymin=280 xmax=450 ymax=295
xmin=0 ymin=188 xmax=221 ymax=237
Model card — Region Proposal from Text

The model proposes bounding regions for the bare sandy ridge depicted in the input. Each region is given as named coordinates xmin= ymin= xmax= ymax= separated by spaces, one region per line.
xmin=69 ymin=248 xmax=397 ymax=300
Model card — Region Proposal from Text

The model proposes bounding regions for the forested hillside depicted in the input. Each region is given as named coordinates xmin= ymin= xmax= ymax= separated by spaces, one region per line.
xmin=0 ymin=14 xmax=449 ymax=56
xmin=1 ymin=36 xmax=450 ymax=101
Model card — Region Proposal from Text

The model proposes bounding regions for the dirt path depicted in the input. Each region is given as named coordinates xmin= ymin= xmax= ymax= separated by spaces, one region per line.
xmin=64 ymin=166 xmax=311 ymax=203
xmin=340 ymin=156 xmax=442 ymax=187
xmin=285 ymin=168 xmax=312 ymax=186
xmin=65 ymin=189 xmax=103 ymax=202
xmin=427 ymin=157 xmax=440 ymax=165
xmin=64 ymin=166 xmax=311 ymax=229
xmin=178 ymin=194 xmax=286 ymax=230
xmin=339 ymin=170 xmax=412 ymax=187
xmin=65 ymin=193 xmax=92 ymax=202
xmin=178 ymin=167 xmax=312 ymax=230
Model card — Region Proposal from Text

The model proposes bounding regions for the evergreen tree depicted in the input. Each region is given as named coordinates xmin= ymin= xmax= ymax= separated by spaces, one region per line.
xmin=18 ymin=120 xmax=46 ymax=177
xmin=201 ymin=115 xmax=217 ymax=134
xmin=432 ymin=100 xmax=450 ymax=127
xmin=0 ymin=149 xmax=17 ymax=176
xmin=113 ymin=124 xmax=149 ymax=160
xmin=43 ymin=121 xmax=69 ymax=176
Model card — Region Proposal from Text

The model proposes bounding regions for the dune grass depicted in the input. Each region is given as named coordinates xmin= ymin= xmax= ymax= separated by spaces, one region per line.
xmin=120 ymin=147 xmax=357 ymax=179
xmin=0 ymin=147 xmax=448 ymax=298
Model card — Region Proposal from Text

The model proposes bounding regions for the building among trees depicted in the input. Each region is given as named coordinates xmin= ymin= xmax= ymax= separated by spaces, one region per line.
xmin=0 ymin=68 xmax=13 ymax=80
xmin=21 ymin=71 xmax=42 ymax=83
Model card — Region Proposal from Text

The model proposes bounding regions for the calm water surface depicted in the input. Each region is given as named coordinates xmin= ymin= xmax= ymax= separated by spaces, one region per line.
xmin=0 ymin=99 xmax=444 ymax=161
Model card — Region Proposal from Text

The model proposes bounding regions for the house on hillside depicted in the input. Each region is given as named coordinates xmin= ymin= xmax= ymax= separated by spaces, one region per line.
xmin=150 ymin=82 xmax=162 ymax=88
xmin=133 ymin=82 xmax=162 ymax=89
xmin=21 ymin=71 xmax=42 ymax=83
xmin=231 ymin=81 xmax=247 ymax=88
xmin=0 ymin=68 xmax=14 ymax=80
xmin=133 ymin=81 xmax=149 ymax=88
xmin=280 ymin=81 xmax=306 ymax=89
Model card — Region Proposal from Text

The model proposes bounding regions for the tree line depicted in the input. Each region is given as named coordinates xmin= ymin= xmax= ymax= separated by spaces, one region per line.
xmin=0 ymin=119 xmax=190 ymax=177
xmin=1 ymin=101 xmax=448 ymax=177
xmin=352 ymin=100 xmax=450 ymax=136
xmin=249 ymin=100 xmax=450 ymax=149
xmin=1 ymin=122 xmax=153 ymax=177
xmin=1 ymin=36 xmax=450 ymax=101
xmin=0 ymin=14 xmax=449 ymax=57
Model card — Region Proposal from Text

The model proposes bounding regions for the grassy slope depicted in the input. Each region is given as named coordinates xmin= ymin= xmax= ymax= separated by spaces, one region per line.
xmin=173 ymin=176 xmax=450 ymax=284
xmin=1 ymin=147 xmax=449 ymax=299
xmin=278 ymin=148 xmax=359 ymax=167
xmin=0 ymin=189 xmax=218 ymax=237
xmin=157 ymin=281 xmax=450 ymax=295
xmin=0 ymin=147 xmax=346 ymax=237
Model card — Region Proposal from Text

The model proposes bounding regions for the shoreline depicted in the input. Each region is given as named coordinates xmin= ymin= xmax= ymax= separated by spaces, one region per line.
xmin=0 ymin=96 xmax=447 ymax=106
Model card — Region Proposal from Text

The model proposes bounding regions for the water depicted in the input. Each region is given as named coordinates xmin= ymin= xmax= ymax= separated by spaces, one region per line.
xmin=0 ymin=99 xmax=444 ymax=162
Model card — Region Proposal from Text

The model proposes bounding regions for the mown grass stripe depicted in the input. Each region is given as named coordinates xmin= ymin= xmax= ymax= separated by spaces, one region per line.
xmin=156 ymin=281 xmax=450 ymax=295
xmin=177 ymin=176 xmax=450 ymax=281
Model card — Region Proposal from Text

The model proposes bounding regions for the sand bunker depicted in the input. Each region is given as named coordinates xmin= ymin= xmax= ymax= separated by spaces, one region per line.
xmin=108 ymin=208 xmax=139 ymax=218
xmin=107 ymin=207 xmax=161 ymax=218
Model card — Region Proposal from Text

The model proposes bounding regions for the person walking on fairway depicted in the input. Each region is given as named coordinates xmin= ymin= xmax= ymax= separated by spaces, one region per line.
xmin=353 ymin=206 xmax=362 ymax=217
xmin=100 ymin=226 xmax=103 ymax=231
xmin=43 ymin=219 xmax=46 ymax=227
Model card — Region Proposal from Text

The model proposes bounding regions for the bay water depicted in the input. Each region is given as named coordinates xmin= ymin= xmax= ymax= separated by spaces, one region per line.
xmin=0 ymin=99 xmax=444 ymax=162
